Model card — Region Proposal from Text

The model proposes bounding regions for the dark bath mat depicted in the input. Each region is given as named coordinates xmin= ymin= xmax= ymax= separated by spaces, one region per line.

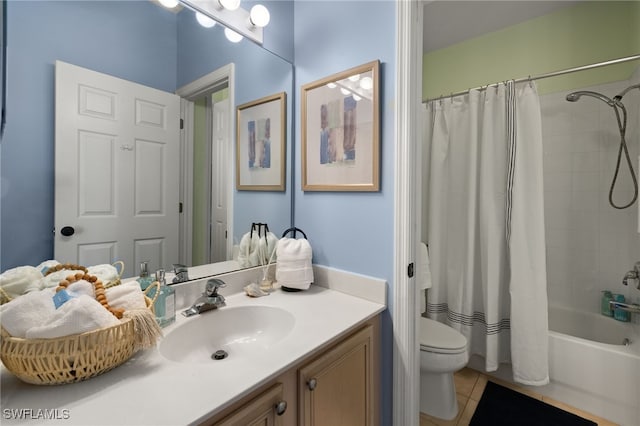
xmin=470 ymin=381 xmax=597 ymax=426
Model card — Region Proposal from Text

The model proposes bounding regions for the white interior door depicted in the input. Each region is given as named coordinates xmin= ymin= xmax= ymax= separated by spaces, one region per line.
xmin=210 ymin=93 xmax=229 ymax=262
xmin=55 ymin=60 xmax=180 ymax=277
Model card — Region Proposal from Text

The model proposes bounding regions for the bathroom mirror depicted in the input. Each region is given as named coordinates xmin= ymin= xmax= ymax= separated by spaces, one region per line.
xmin=0 ymin=0 xmax=293 ymax=281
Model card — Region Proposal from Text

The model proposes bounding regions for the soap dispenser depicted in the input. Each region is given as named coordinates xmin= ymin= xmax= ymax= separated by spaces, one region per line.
xmin=136 ymin=261 xmax=154 ymax=291
xmin=154 ymin=269 xmax=176 ymax=328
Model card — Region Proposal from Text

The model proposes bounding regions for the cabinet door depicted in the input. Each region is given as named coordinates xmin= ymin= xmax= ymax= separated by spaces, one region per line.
xmin=298 ymin=325 xmax=375 ymax=426
xmin=215 ymin=383 xmax=287 ymax=426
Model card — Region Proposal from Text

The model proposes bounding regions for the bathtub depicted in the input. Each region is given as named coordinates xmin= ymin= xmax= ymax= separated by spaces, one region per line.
xmin=468 ymin=305 xmax=640 ymax=425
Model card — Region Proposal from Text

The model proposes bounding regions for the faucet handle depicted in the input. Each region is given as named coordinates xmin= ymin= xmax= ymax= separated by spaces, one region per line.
xmin=205 ymin=279 xmax=226 ymax=296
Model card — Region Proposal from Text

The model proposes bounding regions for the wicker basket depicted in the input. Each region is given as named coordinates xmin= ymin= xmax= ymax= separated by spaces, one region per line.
xmin=0 ymin=282 xmax=159 ymax=385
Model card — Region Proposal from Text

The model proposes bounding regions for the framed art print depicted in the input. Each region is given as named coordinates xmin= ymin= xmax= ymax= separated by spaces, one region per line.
xmin=301 ymin=60 xmax=380 ymax=191
xmin=236 ymin=91 xmax=286 ymax=191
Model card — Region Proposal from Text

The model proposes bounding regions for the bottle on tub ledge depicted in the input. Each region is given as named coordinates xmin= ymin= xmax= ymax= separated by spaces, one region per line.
xmin=601 ymin=290 xmax=613 ymax=317
xmin=612 ymin=293 xmax=630 ymax=322
xmin=153 ymin=269 xmax=176 ymax=328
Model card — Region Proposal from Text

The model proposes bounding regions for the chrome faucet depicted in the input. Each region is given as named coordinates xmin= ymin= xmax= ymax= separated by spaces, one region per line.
xmin=622 ymin=261 xmax=640 ymax=289
xmin=182 ymin=278 xmax=226 ymax=317
xmin=172 ymin=264 xmax=190 ymax=283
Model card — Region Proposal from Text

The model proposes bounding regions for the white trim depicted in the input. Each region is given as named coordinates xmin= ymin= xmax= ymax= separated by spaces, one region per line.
xmin=179 ymin=98 xmax=195 ymax=266
xmin=394 ymin=1 xmax=422 ymax=425
xmin=176 ymin=63 xmax=235 ymax=266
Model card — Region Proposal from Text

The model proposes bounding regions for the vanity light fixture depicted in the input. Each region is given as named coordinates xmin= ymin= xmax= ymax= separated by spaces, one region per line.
xmin=196 ymin=12 xmax=217 ymax=28
xmin=224 ymin=27 xmax=244 ymax=43
xmin=359 ymin=76 xmax=374 ymax=91
xmin=348 ymin=74 xmax=361 ymax=82
xmin=180 ymin=0 xmax=268 ymax=44
xmin=249 ymin=4 xmax=270 ymax=28
xmin=158 ymin=0 xmax=180 ymax=8
xmin=340 ymin=87 xmax=351 ymax=96
xmin=327 ymin=82 xmax=337 ymax=89
xmin=218 ymin=0 xmax=241 ymax=11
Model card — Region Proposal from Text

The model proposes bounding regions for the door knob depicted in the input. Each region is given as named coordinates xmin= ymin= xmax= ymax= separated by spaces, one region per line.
xmin=307 ymin=378 xmax=317 ymax=391
xmin=275 ymin=400 xmax=287 ymax=416
xmin=60 ymin=226 xmax=75 ymax=237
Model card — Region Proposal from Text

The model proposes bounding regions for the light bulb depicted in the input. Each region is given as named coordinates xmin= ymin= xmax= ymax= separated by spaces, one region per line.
xmin=224 ymin=28 xmax=243 ymax=43
xmin=158 ymin=0 xmax=179 ymax=8
xmin=327 ymin=83 xmax=337 ymax=89
xmin=349 ymin=74 xmax=361 ymax=82
xmin=196 ymin=12 xmax=216 ymax=28
xmin=340 ymin=88 xmax=351 ymax=96
xmin=219 ymin=0 xmax=241 ymax=11
xmin=250 ymin=5 xmax=270 ymax=28
xmin=353 ymin=94 xmax=362 ymax=101
xmin=359 ymin=76 xmax=373 ymax=90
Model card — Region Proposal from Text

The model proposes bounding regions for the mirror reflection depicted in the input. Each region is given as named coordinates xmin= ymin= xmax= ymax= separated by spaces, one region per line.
xmin=0 ymin=0 xmax=293 ymax=282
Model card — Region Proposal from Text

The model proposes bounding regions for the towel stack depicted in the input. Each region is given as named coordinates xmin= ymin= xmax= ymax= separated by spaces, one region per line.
xmin=0 ymin=280 xmax=146 ymax=339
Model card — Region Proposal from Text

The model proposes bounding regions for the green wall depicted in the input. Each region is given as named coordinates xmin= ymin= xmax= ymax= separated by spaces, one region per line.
xmin=423 ymin=1 xmax=640 ymax=101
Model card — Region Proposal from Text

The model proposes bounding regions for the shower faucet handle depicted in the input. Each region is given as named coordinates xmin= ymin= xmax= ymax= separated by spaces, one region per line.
xmin=622 ymin=261 xmax=640 ymax=289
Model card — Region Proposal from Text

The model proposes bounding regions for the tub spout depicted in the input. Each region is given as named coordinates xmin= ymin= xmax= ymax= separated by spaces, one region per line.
xmin=622 ymin=261 xmax=640 ymax=289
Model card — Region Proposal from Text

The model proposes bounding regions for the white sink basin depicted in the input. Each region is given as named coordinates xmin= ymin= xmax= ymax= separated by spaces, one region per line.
xmin=159 ymin=305 xmax=295 ymax=363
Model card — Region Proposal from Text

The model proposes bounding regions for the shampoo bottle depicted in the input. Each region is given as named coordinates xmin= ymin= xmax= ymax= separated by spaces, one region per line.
xmin=601 ymin=290 xmax=613 ymax=317
xmin=613 ymin=294 xmax=630 ymax=322
xmin=154 ymin=269 xmax=176 ymax=328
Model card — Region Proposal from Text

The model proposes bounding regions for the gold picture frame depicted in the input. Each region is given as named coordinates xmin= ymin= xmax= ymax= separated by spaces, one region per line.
xmin=301 ymin=60 xmax=380 ymax=191
xmin=236 ymin=92 xmax=287 ymax=191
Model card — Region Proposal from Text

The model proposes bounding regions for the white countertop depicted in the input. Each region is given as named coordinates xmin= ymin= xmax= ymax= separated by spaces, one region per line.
xmin=0 ymin=283 xmax=385 ymax=425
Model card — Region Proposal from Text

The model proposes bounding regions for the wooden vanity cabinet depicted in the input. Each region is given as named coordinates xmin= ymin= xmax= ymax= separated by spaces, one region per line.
xmin=204 ymin=316 xmax=380 ymax=426
xmin=298 ymin=323 xmax=377 ymax=426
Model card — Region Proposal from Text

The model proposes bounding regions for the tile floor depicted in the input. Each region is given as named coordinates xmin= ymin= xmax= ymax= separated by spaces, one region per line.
xmin=419 ymin=367 xmax=619 ymax=426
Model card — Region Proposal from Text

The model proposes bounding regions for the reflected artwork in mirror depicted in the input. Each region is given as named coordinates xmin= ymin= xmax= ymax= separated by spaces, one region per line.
xmin=0 ymin=0 xmax=294 ymax=282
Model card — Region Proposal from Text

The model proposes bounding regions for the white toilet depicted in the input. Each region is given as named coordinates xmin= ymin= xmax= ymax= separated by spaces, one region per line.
xmin=419 ymin=316 xmax=469 ymax=420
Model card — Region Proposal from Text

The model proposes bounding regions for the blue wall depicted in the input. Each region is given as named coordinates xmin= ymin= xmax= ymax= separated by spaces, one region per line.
xmin=1 ymin=1 xmax=177 ymax=270
xmin=293 ymin=1 xmax=396 ymax=423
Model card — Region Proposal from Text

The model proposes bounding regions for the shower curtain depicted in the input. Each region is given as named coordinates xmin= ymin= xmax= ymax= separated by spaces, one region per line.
xmin=424 ymin=81 xmax=549 ymax=386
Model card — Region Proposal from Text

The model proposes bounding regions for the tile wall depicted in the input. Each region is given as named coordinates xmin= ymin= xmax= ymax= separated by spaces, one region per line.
xmin=540 ymin=69 xmax=640 ymax=315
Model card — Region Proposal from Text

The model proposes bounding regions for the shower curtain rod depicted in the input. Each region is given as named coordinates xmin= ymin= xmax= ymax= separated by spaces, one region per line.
xmin=424 ymin=54 xmax=640 ymax=103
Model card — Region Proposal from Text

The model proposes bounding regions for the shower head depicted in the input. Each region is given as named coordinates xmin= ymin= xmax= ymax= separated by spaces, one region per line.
xmin=565 ymin=90 xmax=616 ymax=107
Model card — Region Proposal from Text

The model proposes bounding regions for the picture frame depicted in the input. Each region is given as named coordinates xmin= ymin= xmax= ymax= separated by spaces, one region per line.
xmin=301 ymin=60 xmax=380 ymax=191
xmin=236 ymin=91 xmax=287 ymax=191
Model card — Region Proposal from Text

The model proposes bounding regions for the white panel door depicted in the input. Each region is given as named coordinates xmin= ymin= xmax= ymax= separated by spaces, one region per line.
xmin=55 ymin=60 xmax=180 ymax=277
xmin=211 ymin=94 xmax=229 ymax=263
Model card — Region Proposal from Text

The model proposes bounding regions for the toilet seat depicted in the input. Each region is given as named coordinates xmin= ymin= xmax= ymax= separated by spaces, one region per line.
xmin=419 ymin=317 xmax=467 ymax=354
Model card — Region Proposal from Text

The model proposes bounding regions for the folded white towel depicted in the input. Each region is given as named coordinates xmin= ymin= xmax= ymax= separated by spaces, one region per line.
xmin=0 ymin=288 xmax=56 ymax=337
xmin=25 ymin=295 xmax=120 ymax=339
xmin=0 ymin=266 xmax=43 ymax=298
xmin=276 ymin=238 xmax=313 ymax=290
xmin=105 ymin=281 xmax=147 ymax=311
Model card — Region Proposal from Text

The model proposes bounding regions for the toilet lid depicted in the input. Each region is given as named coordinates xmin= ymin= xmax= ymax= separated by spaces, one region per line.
xmin=419 ymin=317 xmax=467 ymax=353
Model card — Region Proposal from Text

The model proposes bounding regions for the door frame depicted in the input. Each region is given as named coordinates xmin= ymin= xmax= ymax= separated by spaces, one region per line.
xmin=393 ymin=1 xmax=422 ymax=425
xmin=176 ymin=63 xmax=235 ymax=266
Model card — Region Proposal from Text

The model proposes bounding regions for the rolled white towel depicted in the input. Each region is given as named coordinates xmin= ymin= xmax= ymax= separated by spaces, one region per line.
xmin=66 ymin=280 xmax=94 ymax=298
xmin=88 ymin=264 xmax=120 ymax=286
xmin=0 ymin=266 xmax=44 ymax=299
xmin=25 ymin=295 xmax=120 ymax=339
xmin=38 ymin=268 xmax=86 ymax=290
xmin=105 ymin=281 xmax=147 ymax=311
xmin=0 ymin=288 xmax=56 ymax=337
xmin=36 ymin=260 xmax=60 ymax=275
